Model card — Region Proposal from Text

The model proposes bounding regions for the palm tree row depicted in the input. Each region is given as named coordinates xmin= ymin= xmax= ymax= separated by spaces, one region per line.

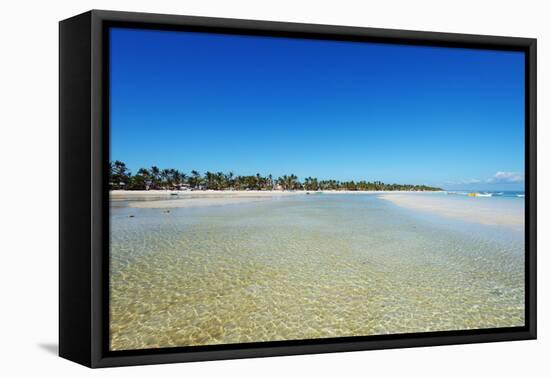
xmin=109 ymin=160 xmax=442 ymax=191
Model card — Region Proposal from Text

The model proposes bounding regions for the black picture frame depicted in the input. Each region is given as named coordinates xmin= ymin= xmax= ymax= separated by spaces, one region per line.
xmin=59 ymin=9 xmax=537 ymax=368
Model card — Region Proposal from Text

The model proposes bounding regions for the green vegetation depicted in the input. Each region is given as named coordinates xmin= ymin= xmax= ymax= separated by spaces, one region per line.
xmin=109 ymin=160 xmax=443 ymax=192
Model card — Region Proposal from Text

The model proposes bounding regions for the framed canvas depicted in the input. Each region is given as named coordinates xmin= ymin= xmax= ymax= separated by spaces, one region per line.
xmin=59 ymin=10 xmax=537 ymax=368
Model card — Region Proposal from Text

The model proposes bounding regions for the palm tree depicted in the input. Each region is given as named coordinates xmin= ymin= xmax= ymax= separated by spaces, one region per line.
xmin=149 ymin=166 xmax=161 ymax=189
xmin=160 ymin=168 xmax=171 ymax=189
xmin=204 ymin=171 xmax=216 ymax=190
xmin=108 ymin=160 xmax=444 ymax=192
xmin=216 ymin=171 xmax=226 ymax=190
xmin=189 ymin=170 xmax=201 ymax=189
xmin=277 ymin=175 xmax=287 ymax=190
xmin=277 ymin=174 xmax=300 ymax=190
xmin=304 ymin=177 xmax=319 ymax=191
xmin=225 ymin=171 xmax=234 ymax=190
xmin=132 ymin=168 xmax=151 ymax=190
xmin=109 ymin=160 xmax=131 ymax=189
xmin=171 ymin=170 xmax=186 ymax=189
xmin=289 ymin=174 xmax=299 ymax=190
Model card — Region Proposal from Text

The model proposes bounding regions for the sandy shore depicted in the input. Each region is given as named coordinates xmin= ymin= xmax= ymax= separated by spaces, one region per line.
xmin=111 ymin=190 xmax=308 ymax=209
xmin=110 ymin=189 xmax=305 ymax=199
xmin=379 ymin=193 xmax=524 ymax=229
xmin=110 ymin=190 xmax=441 ymax=209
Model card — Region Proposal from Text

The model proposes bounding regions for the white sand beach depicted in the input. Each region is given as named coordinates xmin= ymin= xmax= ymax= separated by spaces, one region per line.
xmin=379 ymin=193 xmax=524 ymax=229
xmin=111 ymin=190 xmax=309 ymax=208
xmin=110 ymin=190 xmax=442 ymax=209
xmin=111 ymin=191 xmax=523 ymax=230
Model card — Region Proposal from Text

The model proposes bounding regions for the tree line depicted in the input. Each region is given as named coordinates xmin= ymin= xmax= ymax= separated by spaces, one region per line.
xmin=109 ymin=160 xmax=442 ymax=192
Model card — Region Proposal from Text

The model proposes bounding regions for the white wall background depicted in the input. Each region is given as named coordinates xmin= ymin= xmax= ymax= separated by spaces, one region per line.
xmin=0 ymin=0 xmax=546 ymax=376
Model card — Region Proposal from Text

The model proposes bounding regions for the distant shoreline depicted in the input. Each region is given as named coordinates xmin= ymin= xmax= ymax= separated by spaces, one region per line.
xmin=110 ymin=189 xmax=444 ymax=198
xmin=108 ymin=161 xmax=444 ymax=192
xmin=110 ymin=189 xmax=444 ymax=209
xmin=110 ymin=190 xmax=524 ymax=230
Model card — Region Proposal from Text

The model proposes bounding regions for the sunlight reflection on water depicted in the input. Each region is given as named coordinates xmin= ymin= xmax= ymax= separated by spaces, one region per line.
xmin=109 ymin=194 xmax=524 ymax=350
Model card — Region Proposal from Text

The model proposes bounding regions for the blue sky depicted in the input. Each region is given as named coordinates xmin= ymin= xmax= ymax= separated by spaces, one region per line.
xmin=110 ymin=28 xmax=525 ymax=190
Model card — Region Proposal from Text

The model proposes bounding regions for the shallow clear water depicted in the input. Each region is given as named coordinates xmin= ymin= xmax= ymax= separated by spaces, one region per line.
xmin=109 ymin=194 xmax=524 ymax=351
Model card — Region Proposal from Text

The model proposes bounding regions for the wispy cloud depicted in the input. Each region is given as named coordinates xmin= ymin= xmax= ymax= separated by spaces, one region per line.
xmin=487 ymin=171 xmax=524 ymax=183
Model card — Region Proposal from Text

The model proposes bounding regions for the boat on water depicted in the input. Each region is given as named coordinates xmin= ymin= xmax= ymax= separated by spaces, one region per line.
xmin=476 ymin=193 xmax=492 ymax=197
xmin=467 ymin=192 xmax=492 ymax=197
